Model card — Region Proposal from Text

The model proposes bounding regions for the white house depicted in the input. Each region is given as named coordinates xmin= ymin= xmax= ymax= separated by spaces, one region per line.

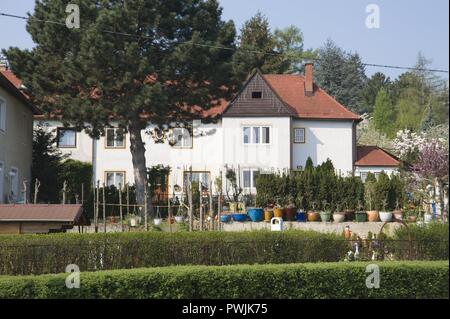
xmin=0 ymin=68 xmax=40 ymax=203
xmin=33 ymin=63 xmax=399 ymax=195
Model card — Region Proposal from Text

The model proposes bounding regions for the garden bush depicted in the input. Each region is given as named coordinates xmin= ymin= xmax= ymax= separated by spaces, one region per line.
xmin=0 ymin=261 xmax=447 ymax=299
xmin=0 ymin=231 xmax=348 ymax=275
xmin=391 ymin=223 xmax=449 ymax=260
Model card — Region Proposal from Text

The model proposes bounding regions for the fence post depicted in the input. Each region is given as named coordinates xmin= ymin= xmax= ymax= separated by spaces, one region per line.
xmin=188 ymin=180 xmax=193 ymax=232
xmin=62 ymin=180 xmax=67 ymax=205
xmin=199 ymin=181 xmax=203 ymax=231
xmin=34 ymin=179 xmax=40 ymax=204
xmin=144 ymin=184 xmax=148 ymax=231
xmin=95 ymin=180 xmax=99 ymax=233
xmin=102 ymin=183 xmax=106 ymax=233
xmin=119 ymin=183 xmax=124 ymax=232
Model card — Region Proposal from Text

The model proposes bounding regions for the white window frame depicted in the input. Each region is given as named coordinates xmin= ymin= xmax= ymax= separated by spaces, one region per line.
xmin=242 ymin=168 xmax=260 ymax=190
xmin=57 ymin=128 xmax=77 ymax=148
xmin=105 ymin=128 xmax=126 ymax=149
xmin=360 ymin=172 xmax=368 ymax=183
xmin=242 ymin=126 xmax=271 ymax=145
xmin=172 ymin=127 xmax=193 ymax=149
xmin=0 ymin=96 xmax=6 ymax=133
xmin=105 ymin=171 xmax=126 ymax=188
xmin=293 ymin=128 xmax=306 ymax=144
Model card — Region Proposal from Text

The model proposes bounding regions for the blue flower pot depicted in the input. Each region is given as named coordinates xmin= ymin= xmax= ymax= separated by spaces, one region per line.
xmin=247 ymin=208 xmax=263 ymax=222
xmin=220 ymin=215 xmax=231 ymax=223
xmin=232 ymin=213 xmax=248 ymax=222
xmin=296 ymin=210 xmax=307 ymax=222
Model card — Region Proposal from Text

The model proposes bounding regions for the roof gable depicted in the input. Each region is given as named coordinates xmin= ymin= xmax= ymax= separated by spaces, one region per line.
xmin=355 ymin=146 xmax=400 ymax=167
xmin=223 ymin=70 xmax=295 ymax=117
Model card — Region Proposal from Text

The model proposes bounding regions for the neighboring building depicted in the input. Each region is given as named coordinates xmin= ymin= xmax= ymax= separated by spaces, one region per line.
xmin=33 ymin=63 xmax=399 ymax=195
xmin=0 ymin=204 xmax=88 ymax=234
xmin=0 ymin=68 xmax=40 ymax=203
xmin=354 ymin=145 xmax=401 ymax=182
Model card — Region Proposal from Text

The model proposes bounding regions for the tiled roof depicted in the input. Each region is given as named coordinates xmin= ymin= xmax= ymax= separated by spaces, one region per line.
xmin=0 ymin=69 xmax=41 ymax=114
xmin=263 ymin=74 xmax=360 ymax=120
xmin=355 ymin=146 xmax=400 ymax=167
xmin=0 ymin=204 xmax=85 ymax=222
xmin=0 ymin=69 xmax=23 ymax=88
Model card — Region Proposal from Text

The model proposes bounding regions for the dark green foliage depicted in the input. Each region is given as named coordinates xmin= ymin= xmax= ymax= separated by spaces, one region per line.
xmin=314 ymin=40 xmax=367 ymax=114
xmin=373 ymin=88 xmax=396 ymax=137
xmin=31 ymin=124 xmax=67 ymax=203
xmin=84 ymin=185 xmax=137 ymax=220
xmin=0 ymin=231 xmax=348 ymax=276
xmin=362 ymin=72 xmax=392 ymax=114
xmin=255 ymin=158 xmax=364 ymax=211
xmin=59 ymin=159 xmax=92 ymax=204
xmin=0 ymin=261 xmax=447 ymax=299
xmin=392 ymin=223 xmax=449 ymax=260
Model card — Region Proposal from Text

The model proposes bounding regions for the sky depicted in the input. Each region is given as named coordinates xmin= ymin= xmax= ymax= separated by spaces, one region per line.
xmin=0 ymin=0 xmax=448 ymax=79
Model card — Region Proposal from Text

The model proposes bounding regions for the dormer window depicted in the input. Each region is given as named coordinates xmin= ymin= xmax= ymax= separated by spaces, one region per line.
xmin=251 ymin=91 xmax=262 ymax=99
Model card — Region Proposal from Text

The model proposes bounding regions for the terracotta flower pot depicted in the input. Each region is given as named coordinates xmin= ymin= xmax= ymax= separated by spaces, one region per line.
xmin=407 ymin=216 xmax=417 ymax=223
xmin=273 ymin=207 xmax=285 ymax=219
xmin=333 ymin=212 xmax=346 ymax=223
xmin=285 ymin=207 xmax=296 ymax=221
xmin=393 ymin=210 xmax=403 ymax=221
xmin=307 ymin=211 xmax=320 ymax=222
xmin=264 ymin=209 xmax=274 ymax=222
xmin=367 ymin=210 xmax=379 ymax=222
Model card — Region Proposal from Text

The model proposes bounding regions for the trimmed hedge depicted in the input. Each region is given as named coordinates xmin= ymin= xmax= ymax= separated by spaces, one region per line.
xmin=391 ymin=223 xmax=449 ymax=260
xmin=0 ymin=261 xmax=447 ymax=299
xmin=0 ymin=231 xmax=348 ymax=275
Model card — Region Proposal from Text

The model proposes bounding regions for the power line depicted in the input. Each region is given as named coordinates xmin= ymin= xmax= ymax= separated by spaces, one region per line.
xmin=1 ymin=11 xmax=449 ymax=74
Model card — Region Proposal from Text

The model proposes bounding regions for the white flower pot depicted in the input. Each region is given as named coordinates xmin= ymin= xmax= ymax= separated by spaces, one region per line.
xmin=379 ymin=212 xmax=393 ymax=222
xmin=175 ymin=216 xmax=184 ymax=223
xmin=154 ymin=218 xmax=162 ymax=226
xmin=424 ymin=214 xmax=433 ymax=224
xmin=332 ymin=213 xmax=346 ymax=223
xmin=130 ymin=217 xmax=137 ymax=227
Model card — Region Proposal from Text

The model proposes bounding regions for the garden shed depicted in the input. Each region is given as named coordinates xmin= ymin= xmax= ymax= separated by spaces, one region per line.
xmin=0 ymin=204 xmax=89 ymax=234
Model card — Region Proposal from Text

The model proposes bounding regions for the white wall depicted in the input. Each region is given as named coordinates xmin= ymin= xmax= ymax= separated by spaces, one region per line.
xmin=292 ymin=119 xmax=354 ymax=175
xmin=34 ymin=120 xmax=93 ymax=163
xmin=354 ymin=166 xmax=399 ymax=179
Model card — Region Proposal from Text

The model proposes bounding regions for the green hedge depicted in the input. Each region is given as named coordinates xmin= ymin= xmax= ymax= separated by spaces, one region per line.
xmin=0 ymin=231 xmax=348 ymax=275
xmin=391 ymin=223 xmax=449 ymax=260
xmin=0 ymin=261 xmax=447 ymax=299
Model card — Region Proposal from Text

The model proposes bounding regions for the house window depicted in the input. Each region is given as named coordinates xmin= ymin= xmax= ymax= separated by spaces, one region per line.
xmin=106 ymin=128 xmax=125 ymax=148
xmin=105 ymin=171 xmax=125 ymax=188
xmin=293 ymin=128 xmax=305 ymax=143
xmin=360 ymin=172 xmax=368 ymax=183
xmin=183 ymin=171 xmax=211 ymax=190
xmin=243 ymin=126 xmax=270 ymax=144
xmin=243 ymin=169 xmax=260 ymax=189
xmin=0 ymin=97 xmax=6 ymax=132
xmin=57 ymin=128 xmax=77 ymax=148
xmin=172 ymin=127 xmax=193 ymax=148
xmin=251 ymin=91 xmax=262 ymax=99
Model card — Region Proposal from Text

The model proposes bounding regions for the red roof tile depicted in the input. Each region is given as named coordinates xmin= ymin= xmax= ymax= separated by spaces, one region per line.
xmin=263 ymin=74 xmax=360 ymax=120
xmin=0 ymin=69 xmax=23 ymax=88
xmin=355 ymin=146 xmax=400 ymax=167
xmin=0 ymin=204 xmax=84 ymax=222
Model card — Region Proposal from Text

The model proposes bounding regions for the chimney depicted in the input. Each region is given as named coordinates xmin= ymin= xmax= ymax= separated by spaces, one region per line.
xmin=304 ymin=62 xmax=314 ymax=96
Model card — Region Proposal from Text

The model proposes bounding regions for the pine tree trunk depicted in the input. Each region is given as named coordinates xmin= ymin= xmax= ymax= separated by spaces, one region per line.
xmin=129 ymin=121 xmax=152 ymax=217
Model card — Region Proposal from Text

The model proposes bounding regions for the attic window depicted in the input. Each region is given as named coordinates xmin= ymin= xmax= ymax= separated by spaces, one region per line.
xmin=251 ymin=91 xmax=262 ymax=99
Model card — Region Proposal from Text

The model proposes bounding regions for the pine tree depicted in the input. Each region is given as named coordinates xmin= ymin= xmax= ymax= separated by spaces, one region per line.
xmin=373 ymin=88 xmax=396 ymax=137
xmin=4 ymin=0 xmax=236 ymax=206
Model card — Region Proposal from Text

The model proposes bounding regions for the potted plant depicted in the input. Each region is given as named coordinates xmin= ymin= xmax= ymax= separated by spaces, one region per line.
xmin=232 ymin=202 xmax=248 ymax=222
xmin=129 ymin=214 xmax=138 ymax=227
xmin=365 ymin=181 xmax=379 ymax=222
xmin=393 ymin=199 xmax=403 ymax=221
xmin=295 ymin=195 xmax=307 ymax=222
xmin=344 ymin=200 xmax=355 ymax=222
xmin=248 ymin=207 xmax=264 ymax=222
xmin=355 ymin=201 xmax=367 ymax=222
xmin=379 ymin=199 xmax=393 ymax=222
xmin=405 ymin=209 xmax=418 ymax=223
xmin=319 ymin=200 xmax=332 ymax=222
xmin=264 ymin=206 xmax=274 ymax=222
xmin=285 ymin=194 xmax=296 ymax=221
xmin=424 ymin=207 xmax=433 ymax=224
xmin=273 ymin=198 xmax=285 ymax=219
xmin=307 ymin=201 xmax=320 ymax=222
xmin=332 ymin=203 xmax=346 ymax=223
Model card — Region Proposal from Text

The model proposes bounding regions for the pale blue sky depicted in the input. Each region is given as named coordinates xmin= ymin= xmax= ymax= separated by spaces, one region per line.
xmin=1 ymin=0 xmax=448 ymax=79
